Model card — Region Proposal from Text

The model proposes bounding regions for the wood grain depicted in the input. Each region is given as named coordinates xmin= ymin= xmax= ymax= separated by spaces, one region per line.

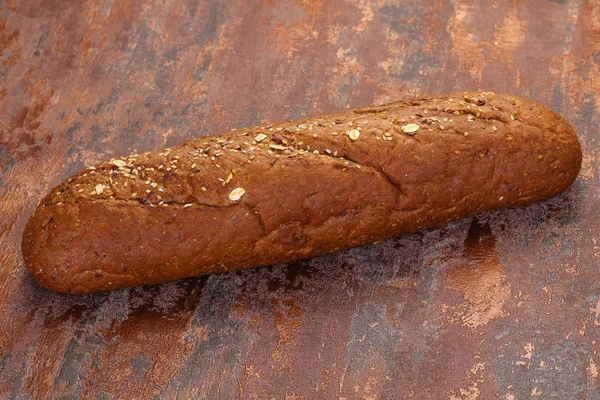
xmin=1 ymin=0 xmax=598 ymax=398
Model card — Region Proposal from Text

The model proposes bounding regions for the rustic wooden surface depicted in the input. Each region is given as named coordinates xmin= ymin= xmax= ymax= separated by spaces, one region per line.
xmin=0 ymin=0 xmax=598 ymax=398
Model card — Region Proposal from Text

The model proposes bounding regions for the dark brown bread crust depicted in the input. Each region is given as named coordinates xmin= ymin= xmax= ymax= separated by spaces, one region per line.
xmin=21 ymin=92 xmax=582 ymax=293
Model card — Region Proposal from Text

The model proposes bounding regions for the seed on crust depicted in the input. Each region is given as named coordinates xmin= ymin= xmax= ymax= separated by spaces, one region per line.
xmin=255 ymin=133 xmax=267 ymax=142
xmin=229 ymin=187 xmax=245 ymax=201
xmin=401 ymin=123 xmax=420 ymax=135
xmin=95 ymin=184 xmax=105 ymax=195
xmin=222 ymin=171 xmax=234 ymax=186
xmin=112 ymin=159 xmax=127 ymax=167
xmin=347 ymin=129 xmax=360 ymax=141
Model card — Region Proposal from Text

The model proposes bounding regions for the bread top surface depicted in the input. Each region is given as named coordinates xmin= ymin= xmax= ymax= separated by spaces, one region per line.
xmin=22 ymin=91 xmax=582 ymax=293
xmin=38 ymin=91 xmax=581 ymax=210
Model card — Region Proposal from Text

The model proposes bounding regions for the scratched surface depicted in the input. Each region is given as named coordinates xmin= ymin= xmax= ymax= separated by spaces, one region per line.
xmin=0 ymin=0 xmax=599 ymax=398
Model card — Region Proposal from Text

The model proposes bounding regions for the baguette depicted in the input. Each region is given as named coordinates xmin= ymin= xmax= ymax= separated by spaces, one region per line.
xmin=22 ymin=92 xmax=582 ymax=293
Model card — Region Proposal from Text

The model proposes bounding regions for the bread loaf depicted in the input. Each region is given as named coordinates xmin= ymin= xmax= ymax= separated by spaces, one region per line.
xmin=22 ymin=92 xmax=582 ymax=293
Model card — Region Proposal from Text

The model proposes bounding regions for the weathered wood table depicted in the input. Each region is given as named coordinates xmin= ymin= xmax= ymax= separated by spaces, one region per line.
xmin=1 ymin=1 xmax=598 ymax=398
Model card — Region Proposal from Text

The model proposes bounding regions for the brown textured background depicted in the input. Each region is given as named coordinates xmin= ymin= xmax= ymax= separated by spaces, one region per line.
xmin=0 ymin=0 xmax=598 ymax=398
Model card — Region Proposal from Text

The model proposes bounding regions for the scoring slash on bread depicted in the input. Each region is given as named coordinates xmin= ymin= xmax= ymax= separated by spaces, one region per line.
xmin=22 ymin=92 xmax=582 ymax=293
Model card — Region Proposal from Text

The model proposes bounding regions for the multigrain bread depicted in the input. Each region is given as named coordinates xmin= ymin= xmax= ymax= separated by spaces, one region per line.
xmin=22 ymin=92 xmax=582 ymax=293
